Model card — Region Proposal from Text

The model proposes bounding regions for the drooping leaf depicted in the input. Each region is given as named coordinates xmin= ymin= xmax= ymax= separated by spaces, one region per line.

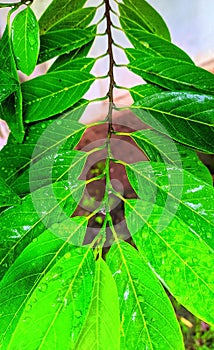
xmin=125 ymin=161 xmax=214 ymax=250
xmin=131 ymin=129 xmax=213 ymax=185
xmin=22 ymin=71 xmax=95 ymax=122
xmin=0 ymin=25 xmax=24 ymax=142
xmin=0 ymin=70 xmax=19 ymax=103
xmin=75 ymin=258 xmax=120 ymax=350
xmin=125 ymin=199 xmax=214 ymax=326
xmin=0 ymin=179 xmax=86 ymax=278
xmin=11 ymin=7 xmax=40 ymax=75
xmin=0 ymin=226 xmax=95 ymax=349
xmin=0 ymin=177 xmax=20 ymax=207
xmin=107 ymin=241 xmax=184 ymax=350
xmin=12 ymin=150 xmax=88 ymax=196
xmin=119 ymin=0 xmax=170 ymax=41
xmin=130 ymin=85 xmax=214 ymax=153
xmin=0 ymin=116 xmax=87 ymax=186
xmin=125 ymin=29 xmax=193 ymax=63
xmin=38 ymin=28 xmax=95 ymax=63
xmin=39 ymin=0 xmax=89 ymax=34
xmin=128 ymin=57 xmax=214 ymax=95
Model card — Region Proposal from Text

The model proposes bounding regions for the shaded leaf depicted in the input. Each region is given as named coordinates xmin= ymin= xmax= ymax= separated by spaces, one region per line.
xmin=38 ymin=28 xmax=95 ymax=63
xmin=107 ymin=241 xmax=184 ymax=350
xmin=0 ymin=25 xmax=24 ymax=142
xmin=0 ymin=225 xmax=94 ymax=349
xmin=0 ymin=70 xmax=19 ymax=103
xmin=39 ymin=0 xmax=89 ymax=34
xmin=131 ymin=129 xmax=213 ymax=185
xmin=130 ymin=84 xmax=214 ymax=153
xmin=11 ymin=7 xmax=40 ymax=75
xmin=75 ymin=258 xmax=120 ymax=350
xmin=125 ymin=199 xmax=214 ymax=326
xmin=0 ymin=177 xmax=20 ymax=207
xmin=119 ymin=0 xmax=170 ymax=41
xmin=22 ymin=71 xmax=95 ymax=122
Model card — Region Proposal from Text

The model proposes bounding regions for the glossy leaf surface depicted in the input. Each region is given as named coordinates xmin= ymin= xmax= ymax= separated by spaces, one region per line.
xmin=0 ymin=70 xmax=18 ymax=102
xmin=131 ymin=129 xmax=213 ymax=185
xmin=0 ymin=177 xmax=20 ymax=207
xmin=0 ymin=225 xmax=94 ymax=349
xmin=130 ymin=84 xmax=214 ymax=153
xmin=120 ymin=0 xmax=170 ymax=41
xmin=49 ymin=57 xmax=95 ymax=73
xmin=39 ymin=28 xmax=95 ymax=63
xmin=22 ymin=71 xmax=95 ymax=122
xmin=11 ymin=7 xmax=40 ymax=75
xmin=125 ymin=199 xmax=214 ymax=326
xmin=107 ymin=241 xmax=184 ymax=350
xmin=76 ymin=258 xmax=120 ymax=350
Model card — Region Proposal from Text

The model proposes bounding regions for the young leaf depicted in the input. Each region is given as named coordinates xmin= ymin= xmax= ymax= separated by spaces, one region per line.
xmin=0 ymin=177 xmax=20 ymax=207
xmin=38 ymin=28 xmax=95 ymax=63
xmin=75 ymin=258 xmax=120 ymax=350
xmin=130 ymin=129 xmax=213 ymax=185
xmin=0 ymin=229 xmax=95 ymax=349
xmin=125 ymin=199 xmax=214 ymax=326
xmin=130 ymin=85 xmax=214 ymax=153
xmin=39 ymin=0 xmax=89 ymax=34
xmin=119 ymin=0 xmax=170 ymax=41
xmin=107 ymin=241 xmax=184 ymax=350
xmin=22 ymin=71 xmax=95 ymax=122
xmin=0 ymin=25 xmax=24 ymax=142
xmin=11 ymin=7 xmax=40 ymax=76
xmin=128 ymin=57 xmax=214 ymax=95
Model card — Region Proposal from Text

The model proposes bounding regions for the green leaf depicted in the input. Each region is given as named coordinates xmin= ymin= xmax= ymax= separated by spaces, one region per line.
xmin=131 ymin=129 xmax=213 ymax=185
xmin=125 ymin=161 xmax=214 ymax=250
xmin=0 ymin=70 xmax=19 ymax=102
xmin=38 ymin=28 xmax=95 ymax=63
xmin=49 ymin=57 xmax=95 ymax=73
xmin=0 ymin=115 xmax=87 ymax=187
xmin=119 ymin=0 xmax=170 ymax=41
xmin=0 ymin=25 xmax=24 ymax=142
xmin=42 ymin=7 xmax=96 ymax=33
xmin=22 ymin=70 xmax=95 ymax=122
xmin=0 ymin=179 xmax=86 ymax=278
xmin=125 ymin=29 xmax=192 ymax=64
xmin=75 ymin=258 xmax=120 ymax=350
xmin=128 ymin=57 xmax=214 ymax=95
xmin=125 ymin=199 xmax=214 ymax=326
xmin=0 ymin=225 xmax=95 ymax=349
xmin=130 ymin=85 xmax=214 ymax=153
xmin=39 ymin=0 xmax=89 ymax=34
xmin=12 ymin=150 xmax=88 ymax=196
xmin=107 ymin=241 xmax=184 ymax=350
xmin=11 ymin=7 xmax=40 ymax=76
xmin=0 ymin=177 xmax=20 ymax=207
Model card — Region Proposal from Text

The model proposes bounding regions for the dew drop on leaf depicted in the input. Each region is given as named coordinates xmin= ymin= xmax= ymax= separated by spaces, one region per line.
xmin=38 ymin=283 xmax=48 ymax=293
xmin=74 ymin=310 xmax=82 ymax=318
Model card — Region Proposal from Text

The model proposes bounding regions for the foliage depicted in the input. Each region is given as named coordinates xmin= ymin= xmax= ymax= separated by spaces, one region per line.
xmin=0 ymin=0 xmax=214 ymax=349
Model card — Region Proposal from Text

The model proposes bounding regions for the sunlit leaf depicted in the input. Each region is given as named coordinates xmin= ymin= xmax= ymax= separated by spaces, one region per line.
xmin=11 ymin=7 xmax=40 ymax=75
xmin=22 ymin=71 xmax=95 ymax=122
xmin=0 ymin=70 xmax=18 ymax=103
xmin=107 ymin=241 xmax=184 ymax=350
xmin=75 ymin=258 xmax=120 ymax=350
xmin=0 ymin=177 xmax=20 ymax=207
xmin=125 ymin=199 xmax=214 ymax=326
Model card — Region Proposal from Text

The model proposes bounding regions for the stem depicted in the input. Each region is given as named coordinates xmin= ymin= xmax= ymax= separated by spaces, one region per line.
xmin=0 ymin=0 xmax=33 ymax=7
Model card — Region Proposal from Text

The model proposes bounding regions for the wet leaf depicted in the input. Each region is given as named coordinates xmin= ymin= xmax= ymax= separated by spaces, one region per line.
xmin=0 ymin=177 xmax=20 ymax=207
xmin=22 ymin=71 xmax=95 ymax=122
xmin=75 ymin=258 xmax=120 ymax=350
xmin=11 ymin=7 xmax=40 ymax=75
xmin=107 ymin=241 xmax=184 ymax=350
xmin=0 ymin=70 xmax=19 ymax=103
xmin=0 ymin=225 xmax=94 ymax=349
xmin=125 ymin=199 xmax=214 ymax=326
xmin=49 ymin=57 xmax=95 ymax=73
xmin=130 ymin=84 xmax=214 ymax=153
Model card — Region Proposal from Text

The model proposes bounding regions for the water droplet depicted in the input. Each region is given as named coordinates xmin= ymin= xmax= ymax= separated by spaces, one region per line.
xmin=56 ymin=120 xmax=62 ymax=126
xmin=74 ymin=310 xmax=82 ymax=318
xmin=38 ymin=283 xmax=48 ymax=293
xmin=51 ymin=266 xmax=63 ymax=280
xmin=138 ymin=295 xmax=144 ymax=303
xmin=23 ymin=316 xmax=31 ymax=323
xmin=64 ymin=252 xmax=71 ymax=259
